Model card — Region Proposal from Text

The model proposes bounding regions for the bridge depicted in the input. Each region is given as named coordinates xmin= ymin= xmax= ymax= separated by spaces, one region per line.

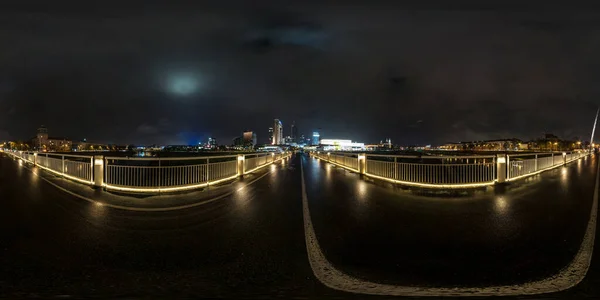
xmin=0 ymin=149 xmax=588 ymax=193
xmin=0 ymin=148 xmax=599 ymax=297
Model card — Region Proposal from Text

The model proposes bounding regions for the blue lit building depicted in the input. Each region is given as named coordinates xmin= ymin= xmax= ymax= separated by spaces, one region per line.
xmin=312 ymin=131 xmax=320 ymax=146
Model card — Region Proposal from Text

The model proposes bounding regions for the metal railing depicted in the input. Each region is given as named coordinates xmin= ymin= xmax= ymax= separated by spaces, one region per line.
xmin=365 ymin=154 xmax=496 ymax=185
xmin=5 ymin=151 xmax=94 ymax=183
xmin=313 ymin=150 xmax=590 ymax=188
xmin=2 ymin=149 xmax=291 ymax=193
xmin=244 ymin=152 xmax=284 ymax=173
xmin=507 ymin=151 xmax=586 ymax=180
xmin=313 ymin=152 xmax=359 ymax=171
xmin=104 ymin=155 xmax=238 ymax=190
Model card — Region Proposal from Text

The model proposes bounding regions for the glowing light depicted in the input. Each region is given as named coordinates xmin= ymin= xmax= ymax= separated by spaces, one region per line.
xmin=167 ymin=73 xmax=200 ymax=96
xmin=495 ymin=196 xmax=508 ymax=213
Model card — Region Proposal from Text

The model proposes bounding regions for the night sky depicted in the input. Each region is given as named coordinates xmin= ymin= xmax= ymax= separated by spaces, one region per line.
xmin=1 ymin=1 xmax=599 ymax=146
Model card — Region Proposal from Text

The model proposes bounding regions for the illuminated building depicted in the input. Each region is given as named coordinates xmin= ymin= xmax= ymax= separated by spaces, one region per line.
xmin=73 ymin=139 xmax=109 ymax=151
xmin=320 ymin=139 xmax=365 ymax=151
xmin=268 ymin=127 xmax=273 ymax=144
xmin=273 ymin=119 xmax=283 ymax=145
xmin=207 ymin=137 xmax=217 ymax=149
xmin=31 ymin=125 xmax=72 ymax=152
xmin=243 ymin=131 xmax=257 ymax=147
xmin=312 ymin=131 xmax=320 ymax=145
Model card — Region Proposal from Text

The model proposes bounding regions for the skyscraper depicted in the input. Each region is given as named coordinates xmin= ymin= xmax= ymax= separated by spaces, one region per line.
xmin=290 ymin=121 xmax=298 ymax=143
xmin=268 ymin=127 xmax=273 ymax=145
xmin=312 ymin=131 xmax=320 ymax=146
xmin=273 ymin=119 xmax=283 ymax=145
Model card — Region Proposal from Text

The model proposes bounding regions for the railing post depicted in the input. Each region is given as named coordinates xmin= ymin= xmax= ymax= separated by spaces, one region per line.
xmin=562 ymin=152 xmax=567 ymax=165
xmin=33 ymin=153 xmax=37 ymax=166
xmin=358 ymin=153 xmax=366 ymax=174
xmin=61 ymin=155 xmax=65 ymax=175
xmin=496 ymin=154 xmax=506 ymax=183
xmin=93 ymin=155 xmax=104 ymax=188
xmin=506 ymin=155 xmax=510 ymax=178
xmin=104 ymin=157 xmax=107 ymax=187
xmin=534 ymin=154 xmax=538 ymax=171
xmin=394 ymin=157 xmax=397 ymax=179
xmin=90 ymin=156 xmax=94 ymax=181
xmin=237 ymin=154 xmax=245 ymax=177
xmin=206 ymin=158 xmax=210 ymax=182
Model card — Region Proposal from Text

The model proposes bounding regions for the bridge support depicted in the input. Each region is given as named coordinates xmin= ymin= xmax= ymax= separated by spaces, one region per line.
xmin=93 ymin=156 xmax=104 ymax=188
xmin=496 ymin=154 xmax=506 ymax=183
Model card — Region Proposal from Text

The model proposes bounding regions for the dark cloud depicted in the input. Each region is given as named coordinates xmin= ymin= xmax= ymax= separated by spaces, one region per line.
xmin=1 ymin=1 xmax=600 ymax=145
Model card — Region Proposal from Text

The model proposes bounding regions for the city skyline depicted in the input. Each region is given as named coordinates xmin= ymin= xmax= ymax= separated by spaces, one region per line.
xmin=1 ymin=119 xmax=596 ymax=148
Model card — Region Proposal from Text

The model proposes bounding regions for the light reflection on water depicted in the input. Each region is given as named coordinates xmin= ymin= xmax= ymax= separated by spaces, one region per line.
xmin=356 ymin=180 xmax=368 ymax=203
xmin=88 ymin=201 xmax=107 ymax=221
xmin=491 ymin=195 xmax=518 ymax=239
xmin=560 ymin=167 xmax=569 ymax=191
xmin=494 ymin=196 xmax=508 ymax=214
xmin=325 ymin=163 xmax=332 ymax=181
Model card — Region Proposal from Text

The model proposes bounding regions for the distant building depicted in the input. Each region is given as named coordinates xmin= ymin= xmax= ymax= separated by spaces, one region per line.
xmin=385 ymin=138 xmax=392 ymax=149
xmin=320 ymin=139 xmax=365 ymax=151
xmin=232 ymin=136 xmax=244 ymax=147
xmin=73 ymin=139 xmax=109 ymax=151
xmin=207 ymin=137 xmax=217 ymax=149
xmin=299 ymin=134 xmax=306 ymax=145
xmin=243 ymin=130 xmax=257 ymax=147
xmin=31 ymin=125 xmax=72 ymax=152
xmin=312 ymin=131 xmax=320 ymax=146
xmin=291 ymin=121 xmax=298 ymax=143
xmin=439 ymin=139 xmax=524 ymax=151
xmin=284 ymin=135 xmax=293 ymax=145
xmin=268 ymin=127 xmax=273 ymax=144
xmin=273 ymin=119 xmax=283 ymax=145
